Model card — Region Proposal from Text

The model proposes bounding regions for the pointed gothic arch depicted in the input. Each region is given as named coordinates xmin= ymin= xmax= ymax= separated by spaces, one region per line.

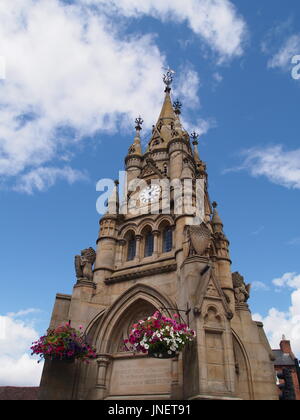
xmin=119 ymin=223 xmax=138 ymax=238
xmin=231 ymin=329 xmax=254 ymax=400
xmin=136 ymin=218 xmax=155 ymax=235
xmin=87 ymin=283 xmax=176 ymax=354
xmin=155 ymin=215 xmax=174 ymax=231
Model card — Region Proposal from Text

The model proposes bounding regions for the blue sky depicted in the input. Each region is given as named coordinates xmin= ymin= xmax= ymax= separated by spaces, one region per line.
xmin=0 ymin=0 xmax=300 ymax=385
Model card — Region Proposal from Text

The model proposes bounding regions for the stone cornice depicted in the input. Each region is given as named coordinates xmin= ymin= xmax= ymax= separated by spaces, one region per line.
xmin=93 ymin=267 xmax=114 ymax=273
xmin=96 ymin=236 xmax=118 ymax=244
xmin=74 ymin=279 xmax=96 ymax=289
xmin=168 ymin=138 xmax=190 ymax=151
xmin=105 ymin=263 xmax=177 ymax=285
xmin=56 ymin=293 xmax=72 ymax=301
xmin=125 ymin=154 xmax=143 ymax=165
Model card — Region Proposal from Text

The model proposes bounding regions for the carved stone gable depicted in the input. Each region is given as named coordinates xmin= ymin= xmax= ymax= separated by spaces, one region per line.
xmin=206 ymin=280 xmax=219 ymax=298
xmin=140 ymin=159 xmax=164 ymax=179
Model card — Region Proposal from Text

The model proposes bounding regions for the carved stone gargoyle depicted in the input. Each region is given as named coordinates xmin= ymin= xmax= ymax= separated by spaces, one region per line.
xmin=232 ymin=272 xmax=251 ymax=304
xmin=75 ymin=247 xmax=96 ymax=282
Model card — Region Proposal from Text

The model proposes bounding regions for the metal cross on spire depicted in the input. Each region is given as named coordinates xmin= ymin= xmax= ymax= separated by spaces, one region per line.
xmin=191 ymin=131 xmax=199 ymax=144
xmin=135 ymin=116 xmax=144 ymax=131
xmin=163 ymin=67 xmax=175 ymax=90
xmin=173 ymin=99 xmax=182 ymax=114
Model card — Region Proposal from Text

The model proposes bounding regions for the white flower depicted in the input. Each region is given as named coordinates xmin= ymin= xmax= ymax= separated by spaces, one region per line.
xmin=157 ymin=333 xmax=161 ymax=338
xmin=144 ymin=344 xmax=149 ymax=350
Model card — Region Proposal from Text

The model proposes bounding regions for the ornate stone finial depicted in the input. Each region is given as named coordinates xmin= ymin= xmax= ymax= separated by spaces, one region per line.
xmin=191 ymin=132 xmax=200 ymax=147
xmin=135 ymin=116 xmax=144 ymax=131
xmin=282 ymin=335 xmax=286 ymax=341
xmin=173 ymin=99 xmax=182 ymax=115
xmin=163 ymin=67 xmax=175 ymax=91
xmin=75 ymin=247 xmax=96 ymax=282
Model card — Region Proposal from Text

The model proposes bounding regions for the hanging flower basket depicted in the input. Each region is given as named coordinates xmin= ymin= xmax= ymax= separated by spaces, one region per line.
xmin=124 ymin=311 xmax=196 ymax=359
xmin=31 ymin=323 xmax=97 ymax=364
xmin=148 ymin=346 xmax=178 ymax=359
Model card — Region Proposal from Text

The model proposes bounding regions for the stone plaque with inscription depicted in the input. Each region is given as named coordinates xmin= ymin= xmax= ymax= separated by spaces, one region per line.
xmin=108 ymin=357 xmax=172 ymax=398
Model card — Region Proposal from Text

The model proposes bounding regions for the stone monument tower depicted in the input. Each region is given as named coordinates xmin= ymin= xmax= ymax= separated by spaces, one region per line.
xmin=39 ymin=72 xmax=278 ymax=400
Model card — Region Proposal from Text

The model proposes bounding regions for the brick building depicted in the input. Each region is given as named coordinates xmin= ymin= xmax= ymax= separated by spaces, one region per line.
xmin=0 ymin=387 xmax=39 ymax=400
xmin=273 ymin=337 xmax=300 ymax=400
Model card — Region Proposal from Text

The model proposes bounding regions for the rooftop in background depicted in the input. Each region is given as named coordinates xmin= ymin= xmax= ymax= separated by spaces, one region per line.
xmin=273 ymin=350 xmax=295 ymax=366
xmin=273 ymin=337 xmax=300 ymax=400
xmin=0 ymin=387 xmax=39 ymax=401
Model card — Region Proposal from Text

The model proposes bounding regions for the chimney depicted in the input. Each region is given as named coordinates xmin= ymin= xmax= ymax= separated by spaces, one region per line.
xmin=280 ymin=336 xmax=295 ymax=358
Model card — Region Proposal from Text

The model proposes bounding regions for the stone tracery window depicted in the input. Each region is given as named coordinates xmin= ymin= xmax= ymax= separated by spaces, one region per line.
xmin=163 ymin=226 xmax=173 ymax=253
xmin=113 ymin=300 xmax=157 ymax=353
xmin=126 ymin=231 xmax=136 ymax=261
xmin=144 ymin=231 xmax=154 ymax=257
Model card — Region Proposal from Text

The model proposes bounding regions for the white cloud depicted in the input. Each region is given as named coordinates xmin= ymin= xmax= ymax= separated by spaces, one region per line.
xmin=7 ymin=308 xmax=41 ymax=318
xmin=174 ymin=65 xmax=200 ymax=108
xmin=272 ymin=272 xmax=300 ymax=289
xmin=268 ymin=34 xmax=300 ymax=70
xmin=0 ymin=313 xmax=43 ymax=386
xmin=213 ymin=72 xmax=223 ymax=83
xmin=0 ymin=0 xmax=246 ymax=192
xmin=252 ymin=281 xmax=270 ymax=292
xmin=181 ymin=117 xmax=216 ymax=138
xmin=14 ymin=166 xmax=88 ymax=194
xmin=0 ymin=354 xmax=43 ymax=387
xmin=253 ymin=272 xmax=300 ymax=358
xmin=228 ymin=145 xmax=300 ymax=189
xmin=83 ymin=0 xmax=247 ymax=61
xmin=0 ymin=0 xmax=166 ymax=188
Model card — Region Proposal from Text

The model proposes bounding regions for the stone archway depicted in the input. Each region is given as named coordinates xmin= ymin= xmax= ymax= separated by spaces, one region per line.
xmin=86 ymin=284 xmax=180 ymax=400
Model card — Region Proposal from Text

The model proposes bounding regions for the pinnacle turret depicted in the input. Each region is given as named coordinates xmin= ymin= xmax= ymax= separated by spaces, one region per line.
xmin=191 ymin=132 xmax=201 ymax=161
xmin=212 ymin=201 xmax=226 ymax=236
xmin=127 ymin=116 xmax=143 ymax=156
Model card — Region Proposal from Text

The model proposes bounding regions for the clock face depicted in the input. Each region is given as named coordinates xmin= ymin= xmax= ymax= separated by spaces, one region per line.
xmin=139 ymin=185 xmax=161 ymax=204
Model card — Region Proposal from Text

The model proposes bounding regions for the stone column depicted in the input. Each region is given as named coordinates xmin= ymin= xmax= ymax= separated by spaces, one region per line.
xmin=116 ymin=239 xmax=126 ymax=266
xmin=135 ymin=235 xmax=142 ymax=262
xmin=171 ymin=355 xmax=182 ymax=399
xmin=171 ymin=226 xmax=176 ymax=251
xmin=153 ymin=230 xmax=160 ymax=258
xmin=116 ymin=240 xmax=126 ymax=266
xmin=89 ymin=355 xmax=112 ymax=400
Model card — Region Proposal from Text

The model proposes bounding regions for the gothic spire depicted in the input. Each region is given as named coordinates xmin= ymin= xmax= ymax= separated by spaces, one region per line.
xmin=157 ymin=85 xmax=176 ymax=125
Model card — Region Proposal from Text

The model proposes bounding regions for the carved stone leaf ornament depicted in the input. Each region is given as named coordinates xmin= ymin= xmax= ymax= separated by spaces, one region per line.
xmin=189 ymin=223 xmax=211 ymax=256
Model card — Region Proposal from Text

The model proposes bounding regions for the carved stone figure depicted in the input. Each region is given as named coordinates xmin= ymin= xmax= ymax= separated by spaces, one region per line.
xmin=232 ymin=272 xmax=251 ymax=303
xmin=75 ymin=248 xmax=96 ymax=281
